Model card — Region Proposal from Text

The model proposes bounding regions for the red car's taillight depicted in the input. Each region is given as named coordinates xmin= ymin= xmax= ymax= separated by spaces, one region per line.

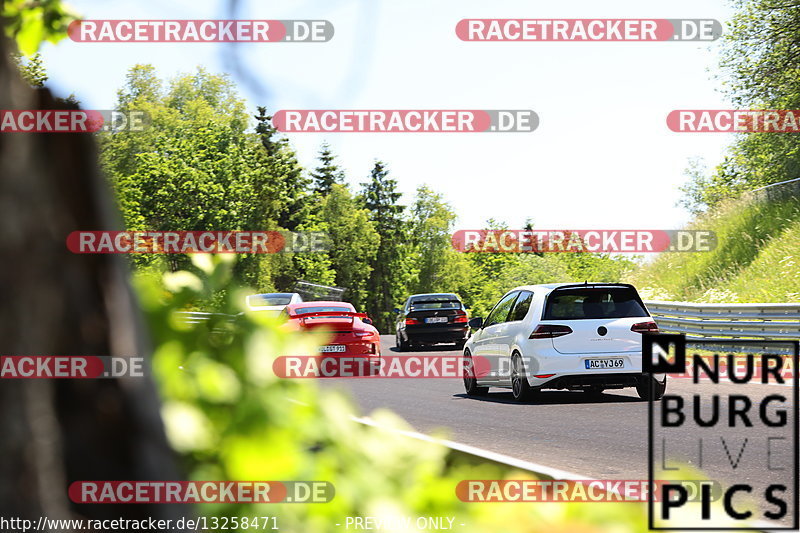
xmin=353 ymin=330 xmax=372 ymax=337
xmin=631 ymin=321 xmax=659 ymax=333
xmin=529 ymin=325 xmax=573 ymax=339
xmin=405 ymin=318 xmax=420 ymax=325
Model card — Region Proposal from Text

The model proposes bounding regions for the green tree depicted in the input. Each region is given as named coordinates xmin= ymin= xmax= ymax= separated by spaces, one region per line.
xmin=12 ymin=52 xmax=47 ymax=87
xmin=100 ymin=66 xmax=290 ymax=279
xmin=320 ymin=184 xmax=379 ymax=310
xmin=262 ymin=221 xmax=337 ymax=294
xmin=720 ymin=0 xmax=800 ymax=109
xmin=683 ymin=0 xmax=800 ymax=210
xmin=102 ymin=67 xmax=253 ymax=231
xmin=359 ymin=161 xmax=410 ymax=331
xmin=409 ymin=185 xmax=476 ymax=299
xmin=463 ymin=219 xmax=518 ymax=280
xmin=117 ymin=64 xmax=163 ymax=108
xmin=311 ymin=143 xmax=345 ymax=196
xmin=253 ymin=107 xmax=310 ymax=231
xmin=556 ymin=252 xmax=635 ymax=283
xmin=453 ymin=218 xmax=634 ymax=317
xmin=410 ymin=185 xmax=450 ymax=293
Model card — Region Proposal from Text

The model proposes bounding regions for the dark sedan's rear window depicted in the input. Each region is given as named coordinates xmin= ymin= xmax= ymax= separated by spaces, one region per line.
xmin=543 ymin=287 xmax=647 ymax=320
xmin=409 ymin=298 xmax=462 ymax=310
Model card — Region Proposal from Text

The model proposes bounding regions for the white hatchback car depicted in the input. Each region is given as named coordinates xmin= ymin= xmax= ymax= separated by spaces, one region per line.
xmin=462 ymin=283 xmax=666 ymax=402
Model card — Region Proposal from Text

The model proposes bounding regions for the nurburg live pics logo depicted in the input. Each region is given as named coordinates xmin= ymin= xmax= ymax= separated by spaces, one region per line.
xmin=643 ymin=333 xmax=799 ymax=530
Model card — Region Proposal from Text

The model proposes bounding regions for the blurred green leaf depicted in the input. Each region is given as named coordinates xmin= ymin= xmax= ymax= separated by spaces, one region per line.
xmin=2 ymin=0 xmax=80 ymax=55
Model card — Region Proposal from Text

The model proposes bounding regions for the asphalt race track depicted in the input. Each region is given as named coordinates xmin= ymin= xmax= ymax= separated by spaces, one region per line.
xmin=319 ymin=335 xmax=797 ymax=526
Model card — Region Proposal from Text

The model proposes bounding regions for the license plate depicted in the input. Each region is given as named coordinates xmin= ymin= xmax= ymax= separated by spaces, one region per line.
xmin=424 ymin=317 xmax=448 ymax=324
xmin=320 ymin=345 xmax=346 ymax=353
xmin=585 ymin=358 xmax=624 ymax=369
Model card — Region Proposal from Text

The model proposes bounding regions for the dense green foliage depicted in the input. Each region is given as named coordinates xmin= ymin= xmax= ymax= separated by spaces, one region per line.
xmin=681 ymin=0 xmax=800 ymax=212
xmin=11 ymin=52 xmax=47 ymax=87
xmin=101 ymin=66 xmax=633 ymax=329
xmin=630 ymin=191 xmax=800 ymax=302
xmin=2 ymin=0 xmax=78 ymax=55
xmin=664 ymin=0 xmax=800 ymax=303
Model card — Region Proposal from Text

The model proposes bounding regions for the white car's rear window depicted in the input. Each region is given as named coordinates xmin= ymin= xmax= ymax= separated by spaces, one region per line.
xmin=544 ymin=287 xmax=647 ymax=320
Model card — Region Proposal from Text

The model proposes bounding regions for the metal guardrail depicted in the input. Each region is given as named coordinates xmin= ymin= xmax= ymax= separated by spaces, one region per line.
xmin=179 ymin=301 xmax=800 ymax=351
xmin=746 ymin=176 xmax=800 ymax=203
xmin=644 ymin=300 xmax=800 ymax=353
xmin=180 ymin=302 xmax=800 ymax=338
xmin=175 ymin=311 xmax=236 ymax=325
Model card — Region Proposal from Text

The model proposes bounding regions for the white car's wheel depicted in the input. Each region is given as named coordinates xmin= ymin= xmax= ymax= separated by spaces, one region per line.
xmin=463 ymin=351 xmax=488 ymax=396
xmin=637 ymin=375 xmax=667 ymax=401
xmin=511 ymin=353 xmax=535 ymax=402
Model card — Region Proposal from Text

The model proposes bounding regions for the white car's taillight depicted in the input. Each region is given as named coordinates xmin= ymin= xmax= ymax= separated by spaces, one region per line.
xmin=631 ymin=321 xmax=659 ymax=333
xmin=529 ymin=325 xmax=573 ymax=339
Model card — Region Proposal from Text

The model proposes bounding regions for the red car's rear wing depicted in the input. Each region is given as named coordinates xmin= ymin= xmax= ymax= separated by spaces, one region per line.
xmin=292 ymin=311 xmax=370 ymax=321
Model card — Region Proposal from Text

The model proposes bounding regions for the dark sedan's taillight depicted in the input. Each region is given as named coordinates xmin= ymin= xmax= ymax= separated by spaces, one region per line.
xmin=453 ymin=311 xmax=468 ymax=323
xmin=631 ymin=321 xmax=659 ymax=333
xmin=529 ymin=325 xmax=573 ymax=339
xmin=405 ymin=318 xmax=420 ymax=325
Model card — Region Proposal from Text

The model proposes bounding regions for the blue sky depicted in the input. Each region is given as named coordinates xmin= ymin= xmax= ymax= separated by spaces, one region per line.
xmin=42 ymin=0 xmax=738 ymax=230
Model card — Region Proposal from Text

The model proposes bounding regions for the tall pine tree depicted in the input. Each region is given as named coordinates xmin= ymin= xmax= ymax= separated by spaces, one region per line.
xmin=253 ymin=107 xmax=310 ymax=230
xmin=359 ymin=161 xmax=409 ymax=331
xmin=311 ymin=143 xmax=345 ymax=196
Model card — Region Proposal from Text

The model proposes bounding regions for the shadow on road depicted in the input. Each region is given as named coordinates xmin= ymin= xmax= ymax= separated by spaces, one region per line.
xmin=387 ymin=344 xmax=461 ymax=353
xmin=453 ymin=390 xmax=643 ymax=405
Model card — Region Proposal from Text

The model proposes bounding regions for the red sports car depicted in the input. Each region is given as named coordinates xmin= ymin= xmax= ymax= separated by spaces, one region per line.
xmin=282 ymin=301 xmax=381 ymax=357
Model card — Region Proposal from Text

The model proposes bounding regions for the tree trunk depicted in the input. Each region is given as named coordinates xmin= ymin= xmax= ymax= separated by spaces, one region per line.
xmin=0 ymin=35 xmax=188 ymax=525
